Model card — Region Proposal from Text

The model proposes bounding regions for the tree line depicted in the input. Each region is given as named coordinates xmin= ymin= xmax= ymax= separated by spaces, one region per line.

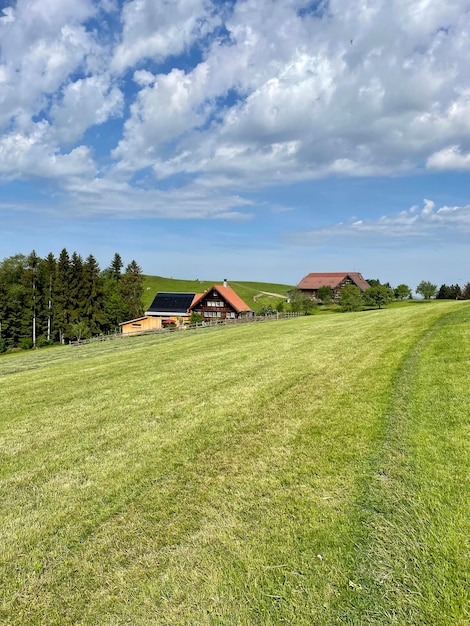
xmin=0 ymin=250 xmax=144 ymax=352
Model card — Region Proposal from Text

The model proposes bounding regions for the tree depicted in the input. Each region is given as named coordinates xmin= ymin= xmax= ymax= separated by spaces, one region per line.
xmin=437 ymin=283 xmax=461 ymax=299
xmin=121 ymin=260 xmax=144 ymax=320
xmin=366 ymin=278 xmax=381 ymax=287
xmin=69 ymin=320 xmax=91 ymax=342
xmin=54 ymin=249 xmax=72 ymax=343
xmin=109 ymin=252 xmax=123 ymax=281
xmin=289 ymin=288 xmax=315 ymax=314
xmin=394 ymin=284 xmax=412 ymax=300
xmin=363 ymin=285 xmax=394 ymax=309
xmin=416 ymin=281 xmax=437 ymax=300
xmin=289 ymin=288 xmax=304 ymax=313
xmin=23 ymin=250 xmax=41 ymax=347
xmin=82 ymin=255 xmax=106 ymax=334
xmin=317 ymin=285 xmax=334 ymax=304
xmin=41 ymin=252 xmax=57 ymax=342
xmin=189 ymin=311 xmax=204 ymax=324
xmin=339 ymin=284 xmax=363 ymax=312
xmin=462 ymin=282 xmax=470 ymax=300
xmin=0 ymin=254 xmax=28 ymax=348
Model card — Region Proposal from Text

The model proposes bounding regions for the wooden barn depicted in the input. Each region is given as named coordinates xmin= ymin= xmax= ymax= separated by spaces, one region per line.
xmin=296 ymin=272 xmax=370 ymax=301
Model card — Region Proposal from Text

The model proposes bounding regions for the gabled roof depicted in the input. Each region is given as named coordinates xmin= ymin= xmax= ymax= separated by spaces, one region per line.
xmin=298 ymin=272 xmax=370 ymax=291
xmin=190 ymin=285 xmax=251 ymax=313
xmin=146 ymin=292 xmax=196 ymax=316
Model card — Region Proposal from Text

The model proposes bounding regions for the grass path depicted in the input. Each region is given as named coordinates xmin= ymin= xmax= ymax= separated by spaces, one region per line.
xmin=332 ymin=305 xmax=470 ymax=624
xmin=0 ymin=302 xmax=468 ymax=624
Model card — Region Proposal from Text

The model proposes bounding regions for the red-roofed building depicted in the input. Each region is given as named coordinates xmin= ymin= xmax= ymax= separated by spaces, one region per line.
xmin=296 ymin=272 xmax=370 ymax=301
xmin=190 ymin=281 xmax=253 ymax=321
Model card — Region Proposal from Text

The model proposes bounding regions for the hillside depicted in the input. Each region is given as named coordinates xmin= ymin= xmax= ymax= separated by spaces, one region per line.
xmin=142 ymin=275 xmax=294 ymax=311
xmin=1 ymin=302 xmax=469 ymax=625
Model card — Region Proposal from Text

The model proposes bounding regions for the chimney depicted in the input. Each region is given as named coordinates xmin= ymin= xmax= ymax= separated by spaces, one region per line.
xmin=223 ymin=279 xmax=227 ymax=287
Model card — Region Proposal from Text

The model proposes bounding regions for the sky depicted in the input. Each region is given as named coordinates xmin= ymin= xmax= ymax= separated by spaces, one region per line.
xmin=1 ymin=0 xmax=470 ymax=289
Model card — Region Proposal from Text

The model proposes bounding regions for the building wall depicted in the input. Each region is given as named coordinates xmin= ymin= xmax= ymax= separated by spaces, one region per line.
xmin=194 ymin=289 xmax=239 ymax=320
xmin=120 ymin=316 xmax=163 ymax=335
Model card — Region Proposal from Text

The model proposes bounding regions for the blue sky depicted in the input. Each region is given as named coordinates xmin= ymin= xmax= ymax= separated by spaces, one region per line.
xmin=1 ymin=0 xmax=470 ymax=289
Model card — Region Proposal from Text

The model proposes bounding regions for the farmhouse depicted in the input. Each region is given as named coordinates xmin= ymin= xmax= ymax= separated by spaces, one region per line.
xmin=120 ymin=282 xmax=253 ymax=335
xmin=190 ymin=282 xmax=253 ymax=321
xmin=296 ymin=272 xmax=370 ymax=301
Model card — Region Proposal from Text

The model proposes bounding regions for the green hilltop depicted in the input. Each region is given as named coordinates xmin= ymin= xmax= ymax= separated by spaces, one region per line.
xmin=142 ymin=275 xmax=295 ymax=311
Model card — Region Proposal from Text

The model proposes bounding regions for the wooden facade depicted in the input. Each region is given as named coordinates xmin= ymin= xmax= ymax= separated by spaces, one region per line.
xmin=191 ymin=284 xmax=253 ymax=321
xmin=120 ymin=316 xmax=163 ymax=336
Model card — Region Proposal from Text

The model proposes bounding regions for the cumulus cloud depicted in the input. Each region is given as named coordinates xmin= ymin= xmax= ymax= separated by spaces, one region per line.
xmin=427 ymin=145 xmax=470 ymax=171
xmin=2 ymin=0 xmax=470 ymax=215
xmin=289 ymin=198 xmax=470 ymax=246
xmin=110 ymin=0 xmax=219 ymax=73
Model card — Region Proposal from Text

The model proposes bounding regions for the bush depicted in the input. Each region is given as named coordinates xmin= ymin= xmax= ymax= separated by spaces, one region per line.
xmin=19 ymin=337 xmax=33 ymax=350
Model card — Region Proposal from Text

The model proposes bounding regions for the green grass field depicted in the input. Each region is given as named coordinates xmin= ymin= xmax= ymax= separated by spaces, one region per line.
xmin=1 ymin=301 xmax=469 ymax=624
xmin=142 ymin=276 xmax=293 ymax=311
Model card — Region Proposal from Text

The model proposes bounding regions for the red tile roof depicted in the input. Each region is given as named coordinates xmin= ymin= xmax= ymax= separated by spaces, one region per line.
xmin=190 ymin=285 xmax=251 ymax=313
xmin=298 ymin=272 xmax=370 ymax=291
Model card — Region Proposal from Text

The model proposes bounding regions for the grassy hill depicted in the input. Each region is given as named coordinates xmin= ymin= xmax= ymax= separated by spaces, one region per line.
xmin=142 ymin=275 xmax=294 ymax=311
xmin=1 ymin=301 xmax=469 ymax=624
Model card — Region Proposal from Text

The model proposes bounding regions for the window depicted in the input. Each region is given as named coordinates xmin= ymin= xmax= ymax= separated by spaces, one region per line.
xmin=131 ymin=323 xmax=142 ymax=327
xmin=226 ymin=311 xmax=236 ymax=318
xmin=207 ymin=300 xmax=224 ymax=307
xmin=205 ymin=311 xmax=222 ymax=318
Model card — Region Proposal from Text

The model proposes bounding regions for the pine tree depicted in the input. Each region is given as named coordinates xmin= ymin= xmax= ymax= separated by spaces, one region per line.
xmin=40 ymin=253 xmax=57 ymax=342
xmin=121 ymin=260 xmax=144 ymax=320
xmin=0 ymin=255 xmax=28 ymax=348
xmin=109 ymin=253 xmax=123 ymax=281
xmin=54 ymin=249 xmax=72 ymax=343
xmin=23 ymin=251 xmax=41 ymax=347
xmin=82 ymin=255 xmax=106 ymax=334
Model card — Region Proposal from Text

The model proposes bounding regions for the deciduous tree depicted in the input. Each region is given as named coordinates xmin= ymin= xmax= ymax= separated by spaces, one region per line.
xmin=363 ymin=285 xmax=394 ymax=309
xmin=339 ymin=284 xmax=363 ymax=312
xmin=317 ymin=285 xmax=334 ymax=303
xmin=416 ymin=281 xmax=438 ymax=300
xmin=394 ymin=284 xmax=412 ymax=300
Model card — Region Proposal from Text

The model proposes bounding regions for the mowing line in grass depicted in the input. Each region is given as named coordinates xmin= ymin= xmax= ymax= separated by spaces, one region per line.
xmin=335 ymin=304 xmax=470 ymax=625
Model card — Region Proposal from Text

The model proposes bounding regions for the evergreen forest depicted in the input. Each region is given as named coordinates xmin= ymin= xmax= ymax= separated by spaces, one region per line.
xmin=0 ymin=251 xmax=144 ymax=351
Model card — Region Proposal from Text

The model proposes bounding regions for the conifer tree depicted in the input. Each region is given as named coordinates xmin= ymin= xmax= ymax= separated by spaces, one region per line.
xmin=121 ymin=260 xmax=144 ymax=320
xmin=54 ymin=249 xmax=72 ymax=343
xmin=82 ymin=254 xmax=106 ymax=334
xmin=103 ymin=254 xmax=128 ymax=331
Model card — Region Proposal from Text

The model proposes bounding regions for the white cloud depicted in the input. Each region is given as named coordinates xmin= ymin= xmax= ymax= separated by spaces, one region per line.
xmin=61 ymin=176 xmax=254 ymax=220
xmin=0 ymin=122 xmax=96 ymax=179
xmin=111 ymin=0 xmax=219 ymax=73
xmin=427 ymin=145 xmax=470 ymax=171
xmin=290 ymin=198 xmax=470 ymax=245
xmin=1 ymin=0 xmax=470 ymax=217
xmin=51 ymin=74 xmax=124 ymax=143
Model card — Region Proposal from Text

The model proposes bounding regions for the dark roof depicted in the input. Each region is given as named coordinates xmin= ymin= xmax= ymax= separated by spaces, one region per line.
xmin=146 ymin=292 xmax=196 ymax=315
xmin=298 ymin=272 xmax=370 ymax=291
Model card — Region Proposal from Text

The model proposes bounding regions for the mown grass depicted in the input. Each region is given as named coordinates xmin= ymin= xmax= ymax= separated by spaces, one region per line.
xmin=0 ymin=302 xmax=468 ymax=624
xmin=142 ymin=276 xmax=293 ymax=311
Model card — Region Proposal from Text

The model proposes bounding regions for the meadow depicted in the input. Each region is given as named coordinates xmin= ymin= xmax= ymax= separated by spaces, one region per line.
xmin=0 ymin=301 xmax=469 ymax=624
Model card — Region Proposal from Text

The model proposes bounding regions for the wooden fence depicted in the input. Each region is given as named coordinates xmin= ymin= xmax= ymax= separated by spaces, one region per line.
xmin=70 ymin=312 xmax=303 ymax=345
